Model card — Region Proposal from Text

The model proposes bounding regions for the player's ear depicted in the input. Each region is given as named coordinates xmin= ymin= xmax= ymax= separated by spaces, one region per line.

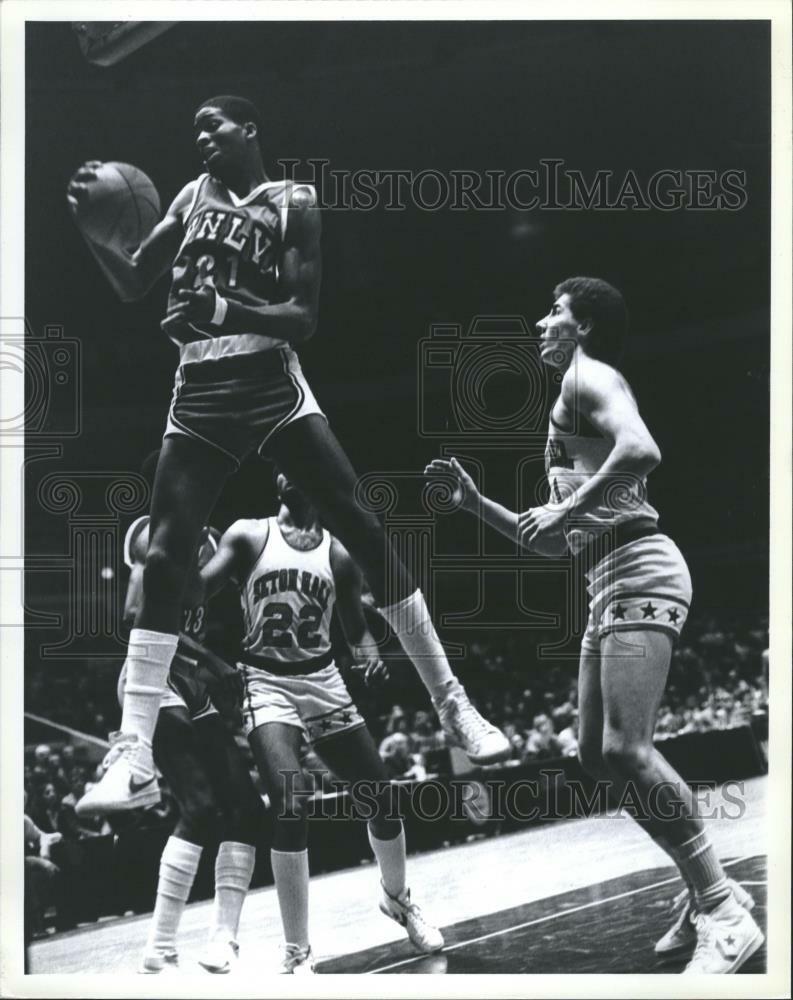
xmin=244 ymin=121 xmax=258 ymax=141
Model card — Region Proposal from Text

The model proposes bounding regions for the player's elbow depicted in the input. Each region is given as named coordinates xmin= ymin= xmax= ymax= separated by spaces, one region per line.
xmin=291 ymin=304 xmax=317 ymax=344
xmin=623 ymin=439 xmax=661 ymax=475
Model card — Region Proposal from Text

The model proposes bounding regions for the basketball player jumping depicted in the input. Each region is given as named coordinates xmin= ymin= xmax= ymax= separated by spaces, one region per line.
xmin=68 ymin=95 xmax=508 ymax=818
xmin=121 ymin=453 xmax=264 ymax=975
xmin=424 ymin=277 xmax=764 ymax=974
xmin=199 ymin=469 xmax=444 ymax=973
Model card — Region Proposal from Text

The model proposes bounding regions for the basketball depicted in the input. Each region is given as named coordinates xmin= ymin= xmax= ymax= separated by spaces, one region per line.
xmin=73 ymin=161 xmax=161 ymax=249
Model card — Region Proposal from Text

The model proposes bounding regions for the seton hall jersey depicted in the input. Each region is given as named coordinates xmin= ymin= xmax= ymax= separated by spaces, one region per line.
xmin=239 ymin=518 xmax=336 ymax=671
xmin=166 ymin=174 xmax=304 ymax=357
xmin=545 ymin=409 xmax=659 ymax=556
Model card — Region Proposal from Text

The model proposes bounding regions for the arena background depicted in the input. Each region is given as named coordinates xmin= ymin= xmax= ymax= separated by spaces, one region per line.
xmin=19 ymin=16 xmax=774 ymax=982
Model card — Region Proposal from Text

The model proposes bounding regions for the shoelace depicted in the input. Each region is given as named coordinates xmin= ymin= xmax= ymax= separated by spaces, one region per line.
xmin=101 ymin=734 xmax=134 ymax=770
xmin=448 ymin=695 xmax=492 ymax=739
xmin=404 ymin=901 xmax=435 ymax=935
xmin=282 ymin=945 xmax=310 ymax=970
xmin=688 ymin=912 xmax=715 ymax=966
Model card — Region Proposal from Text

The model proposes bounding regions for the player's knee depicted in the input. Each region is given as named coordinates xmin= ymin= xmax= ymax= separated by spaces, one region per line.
xmin=367 ymin=814 xmax=401 ymax=841
xmin=178 ymin=791 xmax=222 ymax=845
xmin=577 ymin=741 xmax=606 ymax=779
xmin=330 ymin=495 xmax=383 ymax=545
xmin=601 ymin=734 xmax=653 ymax=777
xmin=223 ymin=798 xmax=264 ymax=847
xmin=142 ymin=545 xmax=186 ymax=604
xmin=268 ymin=778 xmax=308 ymax=826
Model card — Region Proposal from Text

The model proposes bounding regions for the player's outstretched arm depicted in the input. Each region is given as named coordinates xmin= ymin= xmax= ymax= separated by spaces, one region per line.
xmin=424 ymin=457 xmax=519 ymax=540
xmin=67 ymin=163 xmax=193 ymax=302
xmin=330 ymin=539 xmax=388 ymax=686
xmin=199 ymin=519 xmax=263 ymax=598
xmin=425 ymin=457 xmax=567 ymax=556
xmin=162 ymin=185 xmax=321 ymax=345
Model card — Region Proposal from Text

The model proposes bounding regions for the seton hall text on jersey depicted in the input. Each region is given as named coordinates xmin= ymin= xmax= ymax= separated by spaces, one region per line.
xmin=184 ymin=208 xmax=278 ymax=270
xmin=252 ymin=568 xmax=332 ymax=611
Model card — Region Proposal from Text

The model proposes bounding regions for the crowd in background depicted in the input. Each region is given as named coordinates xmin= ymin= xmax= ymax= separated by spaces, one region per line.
xmin=23 ymin=604 xmax=770 ymax=935
xmin=25 ymin=607 xmax=769 ymax=815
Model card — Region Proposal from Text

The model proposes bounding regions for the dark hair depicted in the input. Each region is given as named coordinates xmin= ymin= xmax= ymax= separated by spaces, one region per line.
xmin=554 ymin=276 xmax=628 ymax=365
xmin=196 ymin=95 xmax=262 ymax=135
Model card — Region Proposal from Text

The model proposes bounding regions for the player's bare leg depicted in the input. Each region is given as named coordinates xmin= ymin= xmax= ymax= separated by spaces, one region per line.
xmin=268 ymin=415 xmax=509 ymax=763
xmin=248 ymin=723 xmax=315 ymax=974
xmin=77 ymin=435 xmax=237 ymax=817
xmin=590 ymin=630 xmax=763 ymax=973
xmin=317 ymin=727 xmax=444 ymax=954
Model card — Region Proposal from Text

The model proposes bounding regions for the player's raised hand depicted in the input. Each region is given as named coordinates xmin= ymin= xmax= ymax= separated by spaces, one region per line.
xmin=66 ymin=160 xmax=104 ymax=216
xmin=423 ymin=456 xmax=480 ymax=513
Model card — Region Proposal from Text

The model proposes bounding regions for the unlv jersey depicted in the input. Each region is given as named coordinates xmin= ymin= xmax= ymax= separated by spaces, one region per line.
xmin=166 ymin=175 xmax=308 ymax=355
xmin=239 ymin=518 xmax=336 ymax=673
xmin=545 ymin=410 xmax=659 ymax=556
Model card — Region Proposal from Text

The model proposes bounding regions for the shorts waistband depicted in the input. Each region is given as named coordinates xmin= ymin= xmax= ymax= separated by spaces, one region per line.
xmin=577 ymin=522 xmax=660 ymax=573
xmin=241 ymin=649 xmax=334 ymax=677
xmin=182 ymin=348 xmax=287 ymax=383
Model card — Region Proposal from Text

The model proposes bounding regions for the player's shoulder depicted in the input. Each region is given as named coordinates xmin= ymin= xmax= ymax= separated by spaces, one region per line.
xmin=224 ymin=517 xmax=269 ymax=547
xmin=263 ymin=179 xmax=317 ymax=209
xmin=287 ymin=182 xmax=318 ymax=209
xmin=562 ymin=352 xmax=621 ymax=405
xmin=167 ymin=175 xmax=207 ymax=219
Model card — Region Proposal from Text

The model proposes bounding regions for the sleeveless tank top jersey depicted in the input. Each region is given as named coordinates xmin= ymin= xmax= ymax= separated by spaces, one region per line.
xmin=166 ymin=174 xmax=304 ymax=362
xmin=545 ymin=409 xmax=659 ymax=556
xmin=239 ymin=517 xmax=336 ymax=674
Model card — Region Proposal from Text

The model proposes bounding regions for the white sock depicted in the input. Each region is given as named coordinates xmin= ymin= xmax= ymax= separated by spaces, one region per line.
xmin=120 ymin=629 xmax=179 ymax=746
xmin=209 ymin=841 xmax=256 ymax=946
xmin=368 ymin=825 xmax=406 ymax=898
xmin=378 ymin=590 xmax=454 ymax=700
xmin=668 ymin=831 xmax=730 ymax=912
xmin=145 ymin=836 xmax=202 ymax=958
xmin=271 ymin=848 xmax=310 ymax=948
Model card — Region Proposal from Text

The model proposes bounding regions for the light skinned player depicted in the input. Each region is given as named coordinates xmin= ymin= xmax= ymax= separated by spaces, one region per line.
xmin=68 ymin=95 xmax=509 ymax=818
xmin=424 ymin=277 xmax=763 ymax=975
xmin=199 ymin=470 xmax=444 ymax=973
